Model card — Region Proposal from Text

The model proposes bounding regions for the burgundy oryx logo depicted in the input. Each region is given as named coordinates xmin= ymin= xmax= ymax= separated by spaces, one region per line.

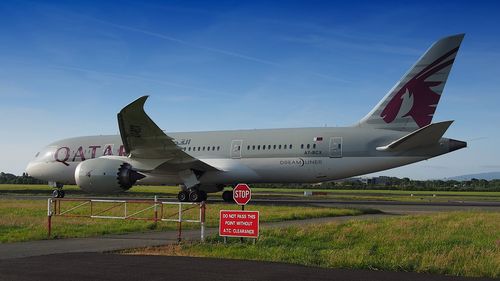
xmin=380 ymin=47 xmax=458 ymax=128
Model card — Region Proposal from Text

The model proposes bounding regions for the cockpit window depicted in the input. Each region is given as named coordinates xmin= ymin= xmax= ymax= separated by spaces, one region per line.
xmin=34 ymin=146 xmax=58 ymax=162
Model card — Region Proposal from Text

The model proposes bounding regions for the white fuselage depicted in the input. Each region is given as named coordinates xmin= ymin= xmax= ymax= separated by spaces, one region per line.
xmin=26 ymin=126 xmax=454 ymax=191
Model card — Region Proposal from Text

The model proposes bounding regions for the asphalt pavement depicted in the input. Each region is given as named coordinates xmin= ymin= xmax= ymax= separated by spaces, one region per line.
xmin=0 ymin=253 xmax=495 ymax=281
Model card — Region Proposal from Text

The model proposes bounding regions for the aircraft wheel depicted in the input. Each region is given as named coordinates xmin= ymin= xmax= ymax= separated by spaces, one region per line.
xmin=222 ymin=190 xmax=233 ymax=203
xmin=52 ymin=189 xmax=65 ymax=198
xmin=189 ymin=190 xmax=201 ymax=202
xmin=199 ymin=190 xmax=207 ymax=202
xmin=178 ymin=191 xmax=189 ymax=202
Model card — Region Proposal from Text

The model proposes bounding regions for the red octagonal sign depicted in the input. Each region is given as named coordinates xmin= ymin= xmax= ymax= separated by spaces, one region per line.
xmin=233 ymin=183 xmax=251 ymax=205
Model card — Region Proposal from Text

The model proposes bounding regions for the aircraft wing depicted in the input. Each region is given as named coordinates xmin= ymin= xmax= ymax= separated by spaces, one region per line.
xmin=376 ymin=120 xmax=454 ymax=151
xmin=117 ymin=96 xmax=219 ymax=172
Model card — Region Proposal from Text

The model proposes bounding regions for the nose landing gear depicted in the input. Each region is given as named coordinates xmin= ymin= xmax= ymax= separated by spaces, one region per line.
xmin=49 ymin=181 xmax=65 ymax=198
xmin=52 ymin=189 xmax=65 ymax=198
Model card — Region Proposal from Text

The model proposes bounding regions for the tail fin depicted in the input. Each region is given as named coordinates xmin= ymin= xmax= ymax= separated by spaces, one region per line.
xmin=358 ymin=34 xmax=464 ymax=131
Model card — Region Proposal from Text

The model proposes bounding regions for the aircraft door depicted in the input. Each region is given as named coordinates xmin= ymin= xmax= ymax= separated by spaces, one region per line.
xmin=329 ymin=137 xmax=343 ymax=158
xmin=230 ymin=140 xmax=243 ymax=159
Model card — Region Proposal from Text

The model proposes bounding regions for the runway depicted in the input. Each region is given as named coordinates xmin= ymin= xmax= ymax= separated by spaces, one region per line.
xmin=242 ymin=198 xmax=500 ymax=214
xmin=5 ymin=193 xmax=500 ymax=215
xmin=0 ymin=253 xmax=494 ymax=281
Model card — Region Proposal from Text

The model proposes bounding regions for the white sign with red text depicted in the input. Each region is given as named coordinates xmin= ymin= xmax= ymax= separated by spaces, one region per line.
xmin=219 ymin=210 xmax=259 ymax=238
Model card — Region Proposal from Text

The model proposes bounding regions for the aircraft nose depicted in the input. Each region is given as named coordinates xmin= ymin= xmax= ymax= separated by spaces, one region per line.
xmin=449 ymin=139 xmax=467 ymax=152
xmin=26 ymin=161 xmax=40 ymax=178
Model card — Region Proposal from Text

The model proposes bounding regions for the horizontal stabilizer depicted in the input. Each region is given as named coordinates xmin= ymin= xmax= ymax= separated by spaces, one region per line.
xmin=376 ymin=120 xmax=453 ymax=151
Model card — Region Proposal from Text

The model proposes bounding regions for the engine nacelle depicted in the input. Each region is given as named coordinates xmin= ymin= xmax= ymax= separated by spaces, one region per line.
xmin=75 ymin=158 xmax=145 ymax=194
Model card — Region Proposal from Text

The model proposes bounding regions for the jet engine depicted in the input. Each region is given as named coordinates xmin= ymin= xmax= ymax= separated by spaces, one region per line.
xmin=75 ymin=158 xmax=145 ymax=194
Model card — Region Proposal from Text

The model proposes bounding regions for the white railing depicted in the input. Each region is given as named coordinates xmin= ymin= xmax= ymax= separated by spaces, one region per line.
xmin=47 ymin=197 xmax=206 ymax=242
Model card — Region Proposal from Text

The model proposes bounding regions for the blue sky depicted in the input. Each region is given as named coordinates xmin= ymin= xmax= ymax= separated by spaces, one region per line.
xmin=1 ymin=0 xmax=499 ymax=179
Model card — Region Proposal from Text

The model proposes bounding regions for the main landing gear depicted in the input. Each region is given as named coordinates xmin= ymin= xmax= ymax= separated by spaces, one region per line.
xmin=178 ymin=189 xmax=207 ymax=202
xmin=222 ymin=190 xmax=233 ymax=203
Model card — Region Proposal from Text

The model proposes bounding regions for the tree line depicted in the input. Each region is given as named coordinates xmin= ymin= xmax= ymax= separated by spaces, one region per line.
xmin=255 ymin=176 xmax=500 ymax=191
xmin=0 ymin=172 xmax=46 ymax=184
xmin=1 ymin=172 xmax=499 ymax=191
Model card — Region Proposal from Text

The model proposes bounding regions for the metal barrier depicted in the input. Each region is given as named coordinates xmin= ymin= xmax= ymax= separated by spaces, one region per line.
xmin=47 ymin=197 xmax=206 ymax=242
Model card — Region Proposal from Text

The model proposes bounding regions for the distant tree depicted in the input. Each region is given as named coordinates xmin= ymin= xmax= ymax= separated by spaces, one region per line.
xmin=0 ymin=172 xmax=46 ymax=184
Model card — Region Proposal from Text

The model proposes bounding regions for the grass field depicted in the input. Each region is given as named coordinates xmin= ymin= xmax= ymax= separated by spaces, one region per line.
xmin=125 ymin=211 xmax=500 ymax=278
xmin=1 ymin=184 xmax=499 ymax=202
xmin=0 ymin=198 xmax=368 ymax=243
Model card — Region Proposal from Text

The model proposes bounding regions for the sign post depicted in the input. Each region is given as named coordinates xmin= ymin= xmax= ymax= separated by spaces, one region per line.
xmin=219 ymin=183 xmax=259 ymax=243
xmin=233 ymin=183 xmax=251 ymax=242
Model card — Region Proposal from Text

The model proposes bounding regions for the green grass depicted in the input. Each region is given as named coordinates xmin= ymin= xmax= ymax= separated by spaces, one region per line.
xmin=0 ymin=198 xmax=367 ymax=243
xmin=0 ymin=184 xmax=180 ymax=197
xmin=127 ymin=211 xmax=500 ymax=278
xmin=1 ymin=184 xmax=499 ymax=202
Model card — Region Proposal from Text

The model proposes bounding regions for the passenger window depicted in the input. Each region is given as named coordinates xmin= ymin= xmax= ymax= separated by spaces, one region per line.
xmin=273 ymin=145 xmax=276 ymax=149
xmin=217 ymin=146 xmax=220 ymax=151
xmin=207 ymin=146 xmax=210 ymax=151
xmin=212 ymin=146 xmax=215 ymax=151
xmin=252 ymin=145 xmax=255 ymax=150
xmin=263 ymin=145 xmax=266 ymax=150
xmin=307 ymin=144 xmax=310 ymax=149
xmin=284 ymin=145 xmax=287 ymax=149
xmin=279 ymin=145 xmax=282 ymax=149
xmin=301 ymin=144 xmax=304 ymax=149
xmin=198 ymin=147 xmax=201 ymax=151
xmin=313 ymin=144 xmax=316 ymax=149
xmin=258 ymin=145 xmax=260 ymax=150
xmin=247 ymin=145 xmax=250 ymax=150
xmin=290 ymin=144 xmax=292 ymax=149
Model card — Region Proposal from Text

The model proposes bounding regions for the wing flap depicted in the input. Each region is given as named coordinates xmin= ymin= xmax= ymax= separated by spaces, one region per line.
xmin=376 ymin=120 xmax=454 ymax=151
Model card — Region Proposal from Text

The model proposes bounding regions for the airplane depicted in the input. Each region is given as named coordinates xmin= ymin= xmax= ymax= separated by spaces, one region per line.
xmin=26 ymin=34 xmax=467 ymax=202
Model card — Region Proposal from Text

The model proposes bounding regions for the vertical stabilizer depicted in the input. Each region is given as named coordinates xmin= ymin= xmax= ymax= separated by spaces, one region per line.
xmin=358 ymin=34 xmax=464 ymax=131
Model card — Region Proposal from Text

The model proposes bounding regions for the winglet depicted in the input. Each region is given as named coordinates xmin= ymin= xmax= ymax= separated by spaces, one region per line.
xmin=117 ymin=95 xmax=171 ymax=158
xmin=116 ymin=96 xmax=221 ymax=174
xmin=376 ymin=120 xmax=454 ymax=151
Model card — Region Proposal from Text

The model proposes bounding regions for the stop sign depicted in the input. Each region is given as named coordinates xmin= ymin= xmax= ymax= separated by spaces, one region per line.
xmin=233 ymin=183 xmax=251 ymax=205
